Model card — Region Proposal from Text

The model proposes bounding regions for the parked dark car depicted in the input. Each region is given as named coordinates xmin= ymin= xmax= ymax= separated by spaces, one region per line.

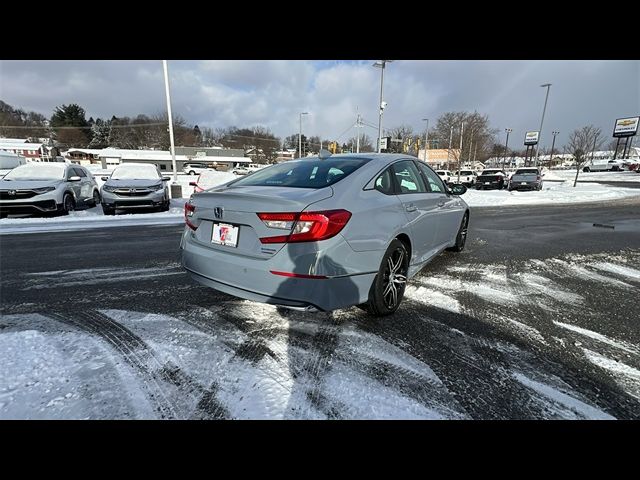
xmin=508 ymin=168 xmax=544 ymax=191
xmin=476 ymin=169 xmax=508 ymax=190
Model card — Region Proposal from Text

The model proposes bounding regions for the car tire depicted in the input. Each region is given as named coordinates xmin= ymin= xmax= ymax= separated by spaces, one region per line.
xmin=102 ymin=206 xmax=116 ymax=216
xmin=446 ymin=212 xmax=469 ymax=253
xmin=583 ymin=167 xmax=590 ymax=173
xmin=361 ymin=239 xmax=409 ymax=317
xmin=91 ymin=190 xmax=101 ymax=207
xmin=61 ymin=193 xmax=75 ymax=215
xmin=189 ymin=170 xmax=196 ymax=175
xmin=159 ymin=200 xmax=170 ymax=212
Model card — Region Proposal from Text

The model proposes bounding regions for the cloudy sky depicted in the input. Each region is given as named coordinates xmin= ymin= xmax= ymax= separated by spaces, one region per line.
xmin=1 ymin=60 xmax=638 ymax=149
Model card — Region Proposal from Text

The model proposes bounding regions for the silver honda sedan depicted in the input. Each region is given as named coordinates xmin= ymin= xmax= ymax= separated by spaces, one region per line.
xmin=180 ymin=153 xmax=469 ymax=316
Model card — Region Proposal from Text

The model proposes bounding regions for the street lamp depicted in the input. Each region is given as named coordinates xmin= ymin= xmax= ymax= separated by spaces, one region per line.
xmin=502 ymin=128 xmax=512 ymax=171
xmin=299 ymin=112 xmax=309 ymax=158
xmin=373 ymin=60 xmax=393 ymax=153
xmin=535 ymin=83 xmax=552 ymax=166
xmin=162 ymin=60 xmax=177 ymax=182
xmin=422 ymin=118 xmax=429 ymax=162
xmin=549 ymin=130 xmax=559 ymax=166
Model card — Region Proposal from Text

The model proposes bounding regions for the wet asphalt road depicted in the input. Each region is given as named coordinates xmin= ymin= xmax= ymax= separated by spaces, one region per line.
xmin=1 ymin=197 xmax=639 ymax=419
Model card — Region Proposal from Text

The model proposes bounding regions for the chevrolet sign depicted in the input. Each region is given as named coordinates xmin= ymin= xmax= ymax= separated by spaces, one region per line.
xmin=613 ymin=117 xmax=639 ymax=137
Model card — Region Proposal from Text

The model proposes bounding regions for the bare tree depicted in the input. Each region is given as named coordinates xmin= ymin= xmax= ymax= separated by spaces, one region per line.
xmin=567 ymin=125 xmax=604 ymax=187
xmin=431 ymin=111 xmax=498 ymax=163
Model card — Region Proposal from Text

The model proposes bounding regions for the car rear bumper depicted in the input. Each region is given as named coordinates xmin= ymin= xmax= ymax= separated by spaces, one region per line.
xmin=181 ymin=231 xmax=378 ymax=312
xmin=509 ymin=183 xmax=541 ymax=190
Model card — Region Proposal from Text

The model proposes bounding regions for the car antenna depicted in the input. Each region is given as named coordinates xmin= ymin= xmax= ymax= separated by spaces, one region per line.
xmin=318 ymin=149 xmax=332 ymax=160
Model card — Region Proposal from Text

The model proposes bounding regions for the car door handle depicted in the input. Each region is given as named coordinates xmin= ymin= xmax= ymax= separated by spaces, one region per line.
xmin=405 ymin=204 xmax=417 ymax=212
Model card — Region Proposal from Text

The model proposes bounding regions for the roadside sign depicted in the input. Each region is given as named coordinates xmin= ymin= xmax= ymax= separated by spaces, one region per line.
xmin=524 ymin=131 xmax=539 ymax=145
xmin=613 ymin=116 xmax=639 ymax=137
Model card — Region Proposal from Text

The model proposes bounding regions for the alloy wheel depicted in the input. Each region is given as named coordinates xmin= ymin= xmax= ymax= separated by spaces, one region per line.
xmin=382 ymin=247 xmax=408 ymax=309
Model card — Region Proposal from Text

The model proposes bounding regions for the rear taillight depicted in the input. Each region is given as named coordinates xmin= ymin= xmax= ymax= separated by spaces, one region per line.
xmin=257 ymin=209 xmax=351 ymax=244
xmin=185 ymin=202 xmax=197 ymax=231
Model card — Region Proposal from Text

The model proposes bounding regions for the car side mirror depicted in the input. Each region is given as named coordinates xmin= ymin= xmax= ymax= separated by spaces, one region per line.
xmin=189 ymin=182 xmax=197 ymax=187
xmin=101 ymin=176 xmax=109 ymax=181
xmin=162 ymin=176 xmax=171 ymax=181
xmin=69 ymin=176 xmax=81 ymax=182
xmin=450 ymin=184 xmax=467 ymax=195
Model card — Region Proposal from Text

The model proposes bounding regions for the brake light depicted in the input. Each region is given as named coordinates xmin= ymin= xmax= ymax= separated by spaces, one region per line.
xmin=258 ymin=209 xmax=351 ymax=244
xmin=185 ymin=202 xmax=198 ymax=231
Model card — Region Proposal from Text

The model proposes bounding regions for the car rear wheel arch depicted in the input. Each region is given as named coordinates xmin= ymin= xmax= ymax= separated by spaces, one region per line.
xmin=395 ymin=233 xmax=412 ymax=265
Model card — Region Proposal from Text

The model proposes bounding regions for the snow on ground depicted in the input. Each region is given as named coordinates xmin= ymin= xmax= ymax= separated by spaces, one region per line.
xmin=512 ymin=372 xmax=615 ymax=420
xmin=544 ymin=169 xmax=640 ymax=183
xmin=463 ymin=180 xmax=640 ymax=207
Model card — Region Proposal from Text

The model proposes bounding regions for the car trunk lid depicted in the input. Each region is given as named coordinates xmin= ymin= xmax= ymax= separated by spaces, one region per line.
xmin=188 ymin=185 xmax=334 ymax=258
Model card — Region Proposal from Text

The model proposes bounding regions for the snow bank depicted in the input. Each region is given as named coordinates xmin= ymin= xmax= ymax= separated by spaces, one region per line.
xmin=463 ymin=181 xmax=640 ymax=207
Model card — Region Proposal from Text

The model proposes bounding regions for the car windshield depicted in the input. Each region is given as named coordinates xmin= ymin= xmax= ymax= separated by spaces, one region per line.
xmin=482 ymin=170 xmax=502 ymax=175
xmin=3 ymin=163 xmax=66 ymax=181
xmin=515 ymin=170 xmax=537 ymax=176
xmin=111 ymin=165 xmax=160 ymax=180
xmin=456 ymin=171 xmax=473 ymax=175
xmin=229 ymin=157 xmax=370 ymax=189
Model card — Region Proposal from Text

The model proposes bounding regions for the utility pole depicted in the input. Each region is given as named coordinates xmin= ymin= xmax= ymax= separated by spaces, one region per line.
xmin=162 ymin=60 xmax=177 ymax=182
xmin=447 ymin=126 xmax=453 ymax=170
xmin=535 ymin=83 xmax=552 ymax=166
xmin=456 ymin=122 xmax=464 ymax=184
xmin=356 ymin=111 xmax=362 ymax=153
xmin=299 ymin=112 xmax=308 ymax=158
xmin=549 ymin=131 xmax=559 ymax=167
xmin=502 ymin=128 xmax=512 ymax=171
xmin=373 ymin=61 xmax=392 ymax=153
xmin=422 ymin=118 xmax=429 ymax=163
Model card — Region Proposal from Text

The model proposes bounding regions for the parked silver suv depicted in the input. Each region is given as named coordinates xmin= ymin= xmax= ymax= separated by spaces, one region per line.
xmin=100 ymin=163 xmax=170 ymax=215
xmin=0 ymin=162 xmax=100 ymax=218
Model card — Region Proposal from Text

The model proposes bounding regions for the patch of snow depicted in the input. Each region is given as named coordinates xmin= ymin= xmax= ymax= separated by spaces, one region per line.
xmin=404 ymin=285 xmax=461 ymax=313
xmin=553 ymin=321 xmax=639 ymax=356
xmin=583 ymin=348 xmax=640 ymax=400
xmin=463 ymin=181 xmax=640 ymax=207
xmin=513 ymin=372 xmax=615 ymax=420
xmin=589 ymin=262 xmax=640 ymax=282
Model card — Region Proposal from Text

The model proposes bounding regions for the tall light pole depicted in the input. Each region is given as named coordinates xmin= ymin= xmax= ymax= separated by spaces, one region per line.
xmin=373 ymin=60 xmax=392 ymax=153
xmin=456 ymin=122 xmax=464 ymax=184
xmin=422 ymin=118 xmax=429 ymax=162
xmin=447 ymin=126 xmax=453 ymax=169
xmin=298 ymin=112 xmax=308 ymax=158
xmin=502 ymin=128 xmax=512 ymax=170
xmin=549 ymin=130 xmax=559 ymax=167
xmin=535 ymin=83 xmax=552 ymax=166
xmin=162 ymin=60 xmax=177 ymax=182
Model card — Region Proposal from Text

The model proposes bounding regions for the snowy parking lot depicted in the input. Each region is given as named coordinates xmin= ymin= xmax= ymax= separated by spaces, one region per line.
xmin=1 ymin=199 xmax=639 ymax=419
xmin=2 ymin=169 xmax=640 ymax=234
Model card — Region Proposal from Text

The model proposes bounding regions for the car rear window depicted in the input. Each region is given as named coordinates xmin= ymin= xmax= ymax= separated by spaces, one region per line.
xmin=229 ymin=157 xmax=370 ymax=189
xmin=515 ymin=170 xmax=538 ymax=175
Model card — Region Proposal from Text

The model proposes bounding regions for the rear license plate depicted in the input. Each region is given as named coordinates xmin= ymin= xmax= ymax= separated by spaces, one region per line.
xmin=212 ymin=222 xmax=239 ymax=247
xmin=485 ymin=181 xmax=490 ymax=184
xmin=521 ymin=182 xmax=527 ymax=185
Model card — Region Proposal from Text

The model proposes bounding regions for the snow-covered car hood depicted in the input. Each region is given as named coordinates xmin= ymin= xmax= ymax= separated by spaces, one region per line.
xmin=103 ymin=179 xmax=164 ymax=188
xmin=0 ymin=179 xmax=62 ymax=190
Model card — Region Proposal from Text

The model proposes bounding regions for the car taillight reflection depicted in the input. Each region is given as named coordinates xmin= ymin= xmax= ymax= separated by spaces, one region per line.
xmin=185 ymin=202 xmax=197 ymax=231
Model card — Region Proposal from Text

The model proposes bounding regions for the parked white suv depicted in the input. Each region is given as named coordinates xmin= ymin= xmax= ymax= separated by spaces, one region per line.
xmin=183 ymin=163 xmax=212 ymax=175
xmin=452 ymin=170 xmax=477 ymax=186
xmin=247 ymin=163 xmax=267 ymax=173
xmin=436 ymin=170 xmax=453 ymax=184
